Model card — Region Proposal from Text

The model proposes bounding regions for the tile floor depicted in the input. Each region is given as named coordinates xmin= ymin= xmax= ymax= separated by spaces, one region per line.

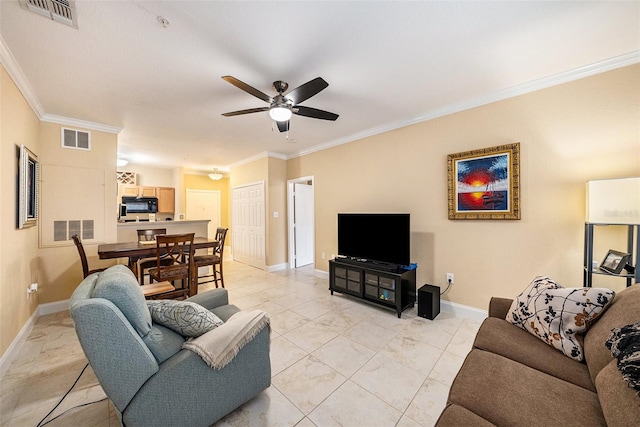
xmin=0 ymin=261 xmax=481 ymax=427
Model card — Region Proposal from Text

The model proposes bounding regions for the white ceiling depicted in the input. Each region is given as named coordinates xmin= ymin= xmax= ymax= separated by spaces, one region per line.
xmin=1 ymin=1 xmax=638 ymax=173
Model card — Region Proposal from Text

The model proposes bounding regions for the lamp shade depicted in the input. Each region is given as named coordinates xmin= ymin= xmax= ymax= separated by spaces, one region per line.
xmin=586 ymin=177 xmax=640 ymax=225
xmin=208 ymin=169 xmax=223 ymax=180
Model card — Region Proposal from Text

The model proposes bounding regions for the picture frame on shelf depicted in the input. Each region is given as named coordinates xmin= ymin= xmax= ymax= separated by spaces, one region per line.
xmin=18 ymin=144 xmax=39 ymax=229
xmin=599 ymin=249 xmax=630 ymax=275
xmin=447 ymin=142 xmax=520 ymax=220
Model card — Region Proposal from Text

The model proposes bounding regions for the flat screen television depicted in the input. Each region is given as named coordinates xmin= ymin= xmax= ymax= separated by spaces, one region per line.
xmin=337 ymin=213 xmax=410 ymax=266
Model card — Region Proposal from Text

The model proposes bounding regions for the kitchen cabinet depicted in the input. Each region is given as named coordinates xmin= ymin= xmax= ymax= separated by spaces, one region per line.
xmin=156 ymin=187 xmax=175 ymax=213
xmin=118 ymin=185 xmax=158 ymax=198
xmin=139 ymin=186 xmax=157 ymax=197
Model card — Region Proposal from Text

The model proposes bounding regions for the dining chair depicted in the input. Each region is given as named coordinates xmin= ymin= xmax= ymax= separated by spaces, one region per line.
xmin=136 ymin=228 xmax=172 ymax=285
xmin=72 ymin=234 xmax=107 ymax=278
xmin=191 ymin=227 xmax=228 ymax=290
xmin=147 ymin=233 xmax=195 ymax=299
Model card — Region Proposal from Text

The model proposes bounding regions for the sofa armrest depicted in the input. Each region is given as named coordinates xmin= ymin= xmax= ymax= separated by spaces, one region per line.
xmin=488 ymin=297 xmax=513 ymax=319
xmin=186 ymin=288 xmax=229 ymax=310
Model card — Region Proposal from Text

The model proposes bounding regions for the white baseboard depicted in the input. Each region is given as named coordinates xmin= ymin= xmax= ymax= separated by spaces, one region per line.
xmin=0 ymin=307 xmax=38 ymax=378
xmin=315 ymin=269 xmax=329 ymax=279
xmin=441 ymin=300 xmax=488 ymax=322
xmin=0 ymin=299 xmax=70 ymax=377
xmin=266 ymin=263 xmax=288 ymax=273
xmin=39 ymin=299 xmax=70 ymax=316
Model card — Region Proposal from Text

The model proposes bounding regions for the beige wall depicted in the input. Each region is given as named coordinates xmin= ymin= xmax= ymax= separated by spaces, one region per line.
xmin=2 ymin=62 xmax=119 ymax=359
xmin=36 ymin=122 xmax=118 ymax=303
xmin=1 ymin=65 xmax=41 ymax=356
xmin=268 ymin=157 xmax=288 ymax=267
xmin=287 ymin=64 xmax=640 ymax=310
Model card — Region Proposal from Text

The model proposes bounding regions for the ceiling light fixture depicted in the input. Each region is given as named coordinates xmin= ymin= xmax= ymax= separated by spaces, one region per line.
xmin=117 ymin=158 xmax=128 ymax=167
xmin=269 ymin=106 xmax=292 ymax=122
xmin=208 ymin=169 xmax=223 ymax=180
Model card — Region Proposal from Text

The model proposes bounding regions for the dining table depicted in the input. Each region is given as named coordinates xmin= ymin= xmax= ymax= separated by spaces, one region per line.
xmin=98 ymin=237 xmax=218 ymax=297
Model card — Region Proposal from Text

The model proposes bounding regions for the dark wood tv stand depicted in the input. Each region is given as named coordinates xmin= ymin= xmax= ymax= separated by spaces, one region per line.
xmin=329 ymin=259 xmax=416 ymax=318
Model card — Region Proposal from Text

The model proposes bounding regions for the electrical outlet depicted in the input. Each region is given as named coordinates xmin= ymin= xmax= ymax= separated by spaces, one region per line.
xmin=446 ymin=273 xmax=454 ymax=284
xmin=321 ymin=252 xmax=326 ymax=259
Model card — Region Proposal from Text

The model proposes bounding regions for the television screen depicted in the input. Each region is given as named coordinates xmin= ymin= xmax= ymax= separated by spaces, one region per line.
xmin=337 ymin=213 xmax=410 ymax=266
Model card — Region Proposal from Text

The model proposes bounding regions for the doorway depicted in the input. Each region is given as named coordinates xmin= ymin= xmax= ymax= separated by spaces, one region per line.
xmin=231 ymin=182 xmax=266 ymax=269
xmin=185 ymin=189 xmax=221 ymax=240
xmin=287 ymin=176 xmax=315 ymax=269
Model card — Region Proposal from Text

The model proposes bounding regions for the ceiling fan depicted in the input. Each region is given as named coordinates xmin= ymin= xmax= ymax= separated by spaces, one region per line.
xmin=221 ymin=76 xmax=339 ymax=132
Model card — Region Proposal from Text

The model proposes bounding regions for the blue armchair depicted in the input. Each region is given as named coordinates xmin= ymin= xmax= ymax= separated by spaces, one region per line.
xmin=69 ymin=265 xmax=271 ymax=426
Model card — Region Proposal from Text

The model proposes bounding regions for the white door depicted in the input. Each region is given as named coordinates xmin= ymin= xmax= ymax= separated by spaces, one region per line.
xmin=185 ymin=189 xmax=221 ymax=240
xmin=232 ymin=182 xmax=265 ymax=269
xmin=293 ymin=182 xmax=314 ymax=267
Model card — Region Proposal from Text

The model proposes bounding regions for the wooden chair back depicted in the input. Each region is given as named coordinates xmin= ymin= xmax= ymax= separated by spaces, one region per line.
xmin=137 ymin=228 xmax=167 ymax=242
xmin=72 ymin=234 xmax=105 ymax=278
xmin=214 ymin=227 xmax=228 ymax=259
xmin=153 ymin=233 xmax=195 ymax=283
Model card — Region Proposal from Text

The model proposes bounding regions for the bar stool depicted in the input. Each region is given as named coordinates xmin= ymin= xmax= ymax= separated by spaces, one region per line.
xmin=192 ymin=227 xmax=228 ymax=289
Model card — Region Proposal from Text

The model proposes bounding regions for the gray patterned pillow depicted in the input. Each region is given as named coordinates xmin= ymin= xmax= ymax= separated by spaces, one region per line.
xmin=506 ymin=276 xmax=615 ymax=361
xmin=147 ymin=300 xmax=224 ymax=338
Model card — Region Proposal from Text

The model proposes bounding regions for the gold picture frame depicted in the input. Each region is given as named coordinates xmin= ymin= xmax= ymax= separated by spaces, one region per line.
xmin=447 ymin=143 xmax=520 ymax=220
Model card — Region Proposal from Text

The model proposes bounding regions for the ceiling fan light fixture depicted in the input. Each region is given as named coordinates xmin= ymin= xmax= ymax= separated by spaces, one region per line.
xmin=117 ymin=158 xmax=128 ymax=167
xmin=269 ymin=106 xmax=292 ymax=122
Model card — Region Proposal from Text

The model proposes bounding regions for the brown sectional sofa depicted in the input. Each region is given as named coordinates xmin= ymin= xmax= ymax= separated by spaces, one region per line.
xmin=436 ymin=284 xmax=640 ymax=426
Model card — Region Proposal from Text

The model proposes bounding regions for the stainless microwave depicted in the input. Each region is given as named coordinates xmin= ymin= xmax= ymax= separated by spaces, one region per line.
xmin=121 ymin=196 xmax=158 ymax=213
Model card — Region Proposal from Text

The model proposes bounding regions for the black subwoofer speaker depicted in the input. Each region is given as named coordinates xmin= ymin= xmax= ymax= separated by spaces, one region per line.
xmin=418 ymin=284 xmax=440 ymax=320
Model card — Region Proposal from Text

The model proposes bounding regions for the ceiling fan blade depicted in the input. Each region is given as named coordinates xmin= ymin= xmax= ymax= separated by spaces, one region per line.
xmin=286 ymin=77 xmax=328 ymax=105
xmin=221 ymin=76 xmax=272 ymax=103
xmin=293 ymin=106 xmax=339 ymax=121
xmin=277 ymin=120 xmax=290 ymax=133
xmin=222 ymin=107 xmax=269 ymax=117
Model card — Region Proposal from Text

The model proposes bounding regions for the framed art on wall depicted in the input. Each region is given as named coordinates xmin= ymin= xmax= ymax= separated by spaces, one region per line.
xmin=447 ymin=142 xmax=520 ymax=220
xmin=18 ymin=144 xmax=39 ymax=229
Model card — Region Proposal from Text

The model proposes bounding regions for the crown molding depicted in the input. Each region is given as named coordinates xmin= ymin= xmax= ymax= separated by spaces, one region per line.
xmin=1 ymin=36 xmax=121 ymax=134
xmin=0 ymin=35 xmax=45 ymax=117
xmin=230 ymin=151 xmax=287 ymax=169
xmin=40 ymin=113 xmax=122 ymax=134
xmin=290 ymin=50 xmax=640 ymax=160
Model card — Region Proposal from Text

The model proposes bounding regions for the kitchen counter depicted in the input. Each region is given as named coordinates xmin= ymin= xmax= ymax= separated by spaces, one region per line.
xmin=117 ymin=220 xmax=210 ymax=242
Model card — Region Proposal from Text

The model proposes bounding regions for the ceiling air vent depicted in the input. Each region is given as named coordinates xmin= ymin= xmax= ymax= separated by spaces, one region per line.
xmin=62 ymin=128 xmax=91 ymax=150
xmin=21 ymin=0 xmax=77 ymax=28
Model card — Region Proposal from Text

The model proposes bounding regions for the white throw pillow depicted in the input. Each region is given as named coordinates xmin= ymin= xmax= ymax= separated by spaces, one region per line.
xmin=506 ymin=276 xmax=615 ymax=361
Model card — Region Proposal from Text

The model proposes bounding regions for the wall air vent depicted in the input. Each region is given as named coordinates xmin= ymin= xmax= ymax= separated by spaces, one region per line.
xmin=62 ymin=128 xmax=91 ymax=150
xmin=22 ymin=0 xmax=77 ymax=28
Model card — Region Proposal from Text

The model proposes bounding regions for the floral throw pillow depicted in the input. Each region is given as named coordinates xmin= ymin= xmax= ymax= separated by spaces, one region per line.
xmin=147 ymin=300 xmax=224 ymax=338
xmin=606 ymin=322 xmax=640 ymax=395
xmin=506 ymin=276 xmax=615 ymax=361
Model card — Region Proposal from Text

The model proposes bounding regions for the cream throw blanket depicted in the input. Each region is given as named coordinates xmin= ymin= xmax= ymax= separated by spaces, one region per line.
xmin=182 ymin=309 xmax=270 ymax=370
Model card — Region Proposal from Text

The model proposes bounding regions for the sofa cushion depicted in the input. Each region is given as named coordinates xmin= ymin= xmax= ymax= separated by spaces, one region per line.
xmin=147 ymin=300 xmax=224 ymax=338
xmin=91 ymin=265 xmax=152 ymax=337
xmin=506 ymin=276 xmax=614 ymax=361
xmin=473 ymin=317 xmax=595 ymax=391
xmin=584 ymin=285 xmax=640 ymax=383
xmin=435 ymin=404 xmax=495 ymax=427
xmin=595 ymin=358 xmax=640 ymax=426
xmin=448 ymin=349 xmax=606 ymax=426
xmin=605 ymin=321 xmax=640 ymax=393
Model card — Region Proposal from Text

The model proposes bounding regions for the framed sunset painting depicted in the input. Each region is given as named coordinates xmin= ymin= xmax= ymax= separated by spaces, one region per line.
xmin=447 ymin=143 xmax=520 ymax=220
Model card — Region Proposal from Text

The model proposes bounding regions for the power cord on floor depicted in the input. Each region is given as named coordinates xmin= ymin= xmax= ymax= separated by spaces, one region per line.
xmin=440 ymin=278 xmax=453 ymax=295
xmin=35 ymin=362 xmax=107 ymax=427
